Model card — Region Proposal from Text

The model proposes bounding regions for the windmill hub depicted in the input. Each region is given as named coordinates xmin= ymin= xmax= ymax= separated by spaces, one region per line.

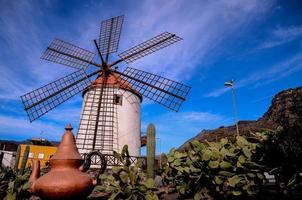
xmin=101 ymin=62 xmax=110 ymax=72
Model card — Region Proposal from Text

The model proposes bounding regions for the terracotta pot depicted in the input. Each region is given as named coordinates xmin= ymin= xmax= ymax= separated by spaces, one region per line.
xmin=29 ymin=124 xmax=106 ymax=199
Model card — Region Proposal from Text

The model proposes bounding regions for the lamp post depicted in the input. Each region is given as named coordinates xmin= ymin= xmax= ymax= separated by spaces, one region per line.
xmin=224 ymin=80 xmax=239 ymax=136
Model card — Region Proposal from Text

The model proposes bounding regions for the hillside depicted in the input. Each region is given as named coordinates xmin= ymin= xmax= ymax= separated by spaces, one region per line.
xmin=179 ymin=86 xmax=302 ymax=150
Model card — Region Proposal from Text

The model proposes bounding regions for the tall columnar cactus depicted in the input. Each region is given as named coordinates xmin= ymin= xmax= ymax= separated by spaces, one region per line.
xmin=19 ymin=145 xmax=30 ymax=175
xmin=147 ymin=123 xmax=156 ymax=179
xmin=14 ymin=145 xmax=21 ymax=172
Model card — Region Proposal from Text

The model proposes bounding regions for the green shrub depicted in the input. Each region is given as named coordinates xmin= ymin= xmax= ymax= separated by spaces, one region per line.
xmin=14 ymin=146 xmax=21 ymax=173
xmin=0 ymin=168 xmax=31 ymax=200
xmin=254 ymin=127 xmax=302 ymax=190
xmin=162 ymin=136 xmax=265 ymax=199
xmin=99 ymin=145 xmax=159 ymax=200
xmin=19 ymin=145 xmax=29 ymax=175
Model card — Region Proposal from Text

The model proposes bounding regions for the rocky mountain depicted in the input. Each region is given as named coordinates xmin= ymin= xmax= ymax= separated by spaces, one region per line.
xmin=179 ymin=86 xmax=302 ymax=150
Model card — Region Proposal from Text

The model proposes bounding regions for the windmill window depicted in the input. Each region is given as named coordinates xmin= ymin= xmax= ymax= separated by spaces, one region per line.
xmin=114 ymin=94 xmax=123 ymax=105
xmin=38 ymin=153 xmax=44 ymax=160
xmin=28 ymin=152 xmax=34 ymax=158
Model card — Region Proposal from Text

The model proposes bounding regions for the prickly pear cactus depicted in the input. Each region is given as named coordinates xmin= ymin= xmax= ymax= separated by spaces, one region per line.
xmin=163 ymin=136 xmax=265 ymax=199
xmin=99 ymin=145 xmax=159 ymax=199
xmin=19 ymin=145 xmax=29 ymax=175
xmin=14 ymin=145 xmax=21 ymax=172
xmin=147 ymin=124 xmax=156 ymax=179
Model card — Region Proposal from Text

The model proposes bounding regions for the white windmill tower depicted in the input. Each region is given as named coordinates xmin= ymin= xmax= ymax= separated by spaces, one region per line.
xmin=21 ymin=15 xmax=191 ymax=166
xmin=76 ymin=73 xmax=142 ymax=157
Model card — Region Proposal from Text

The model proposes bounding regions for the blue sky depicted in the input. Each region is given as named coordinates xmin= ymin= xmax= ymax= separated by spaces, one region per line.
xmin=0 ymin=0 xmax=302 ymax=154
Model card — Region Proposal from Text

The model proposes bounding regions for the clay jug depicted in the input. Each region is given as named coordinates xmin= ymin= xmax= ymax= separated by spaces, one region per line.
xmin=29 ymin=124 xmax=106 ymax=199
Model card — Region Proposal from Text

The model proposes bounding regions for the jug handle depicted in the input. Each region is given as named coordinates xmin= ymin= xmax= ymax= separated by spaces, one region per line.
xmin=81 ymin=151 xmax=107 ymax=185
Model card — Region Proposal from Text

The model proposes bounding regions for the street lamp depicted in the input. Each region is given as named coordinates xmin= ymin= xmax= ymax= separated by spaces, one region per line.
xmin=224 ymin=80 xmax=240 ymax=136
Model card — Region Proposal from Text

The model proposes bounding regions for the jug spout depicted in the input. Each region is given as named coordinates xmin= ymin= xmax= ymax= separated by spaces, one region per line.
xmin=29 ymin=159 xmax=40 ymax=192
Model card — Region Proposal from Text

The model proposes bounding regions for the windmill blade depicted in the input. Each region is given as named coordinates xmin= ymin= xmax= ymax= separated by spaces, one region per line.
xmin=99 ymin=15 xmax=124 ymax=60
xmin=117 ymin=32 xmax=182 ymax=64
xmin=21 ymin=69 xmax=100 ymax=122
xmin=77 ymin=75 xmax=116 ymax=154
xmin=114 ymin=67 xmax=191 ymax=112
xmin=41 ymin=38 xmax=96 ymax=70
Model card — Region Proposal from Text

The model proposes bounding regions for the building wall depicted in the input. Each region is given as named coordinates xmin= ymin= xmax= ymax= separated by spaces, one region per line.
xmin=18 ymin=144 xmax=57 ymax=168
xmin=0 ymin=150 xmax=15 ymax=168
xmin=117 ymin=89 xmax=141 ymax=156
xmin=76 ymin=86 xmax=141 ymax=157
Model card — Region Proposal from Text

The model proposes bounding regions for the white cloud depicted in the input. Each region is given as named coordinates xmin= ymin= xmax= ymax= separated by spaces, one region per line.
xmin=0 ymin=1 xmax=74 ymax=101
xmin=180 ymin=111 xmax=224 ymax=122
xmin=0 ymin=0 xmax=273 ymax=101
xmin=0 ymin=62 xmax=29 ymax=100
xmin=260 ymin=25 xmax=302 ymax=49
xmin=142 ymin=110 xmax=230 ymax=151
xmin=204 ymin=87 xmax=229 ymax=98
xmin=119 ymin=0 xmax=273 ymax=81
xmin=43 ymin=107 xmax=82 ymax=123
xmin=0 ymin=115 xmax=64 ymax=141
xmin=205 ymin=52 xmax=302 ymax=97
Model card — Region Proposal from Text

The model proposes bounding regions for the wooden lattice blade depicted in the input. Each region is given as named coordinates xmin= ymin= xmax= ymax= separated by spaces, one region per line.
xmin=118 ymin=32 xmax=182 ymax=64
xmin=41 ymin=38 xmax=96 ymax=70
xmin=115 ymin=67 xmax=191 ymax=112
xmin=21 ymin=69 xmax=100 ymax=122
xmin=99 ymin=15 xmax=124 ymax=58
xmin=76 ymin=84 xmax=116 ymax=154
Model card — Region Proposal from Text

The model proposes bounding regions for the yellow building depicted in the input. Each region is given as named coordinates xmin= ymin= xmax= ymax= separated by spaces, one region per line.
xmin=18 ymin=138 xmax=57 ymax=169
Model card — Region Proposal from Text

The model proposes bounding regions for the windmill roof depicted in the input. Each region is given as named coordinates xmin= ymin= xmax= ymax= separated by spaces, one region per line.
xmin=84 ymin=72 xmax=142 ymax=101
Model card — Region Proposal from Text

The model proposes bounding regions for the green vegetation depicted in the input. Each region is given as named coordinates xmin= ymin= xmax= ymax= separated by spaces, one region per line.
xmin=147 ymin=124 xmax=156 ymax=179
xmin=19 ymin=145 xmax=29 ymax=175
xmin=14 ymin=145 xmax=21 ymax=172
xmin=161 ymin=136 xmax=265 ymax=199
xmin=254 ymin=126 xmax=302 ymax=194
xmin=1 ymin=128 xmax=301 ymax=200
xmin=0 ymin=168 xmax=31 ymax=200
xmin=98 ymin=145 xmax=159 ymax=200
xmin=0 ymin=144 xmax=31 ymax=200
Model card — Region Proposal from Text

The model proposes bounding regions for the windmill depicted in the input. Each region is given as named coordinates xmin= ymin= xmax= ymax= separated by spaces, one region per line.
xmin=21 ymin=15 xmax=191 ymax=165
